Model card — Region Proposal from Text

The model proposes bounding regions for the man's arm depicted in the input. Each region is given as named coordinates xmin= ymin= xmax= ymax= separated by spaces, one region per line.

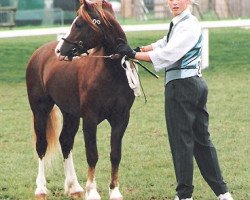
xmin=134 ymin=52 xmax=152 ymax=62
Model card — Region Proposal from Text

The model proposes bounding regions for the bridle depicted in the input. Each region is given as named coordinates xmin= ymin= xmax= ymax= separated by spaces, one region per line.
xmin=61 ymin=35 xmax=122 ymax=60
xmin=61 ymin=38 xmax=88 ymax=57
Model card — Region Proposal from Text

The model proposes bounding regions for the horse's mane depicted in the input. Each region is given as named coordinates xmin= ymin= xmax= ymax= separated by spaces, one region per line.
xmin=77 ymin=0 xmax=114 ymax=32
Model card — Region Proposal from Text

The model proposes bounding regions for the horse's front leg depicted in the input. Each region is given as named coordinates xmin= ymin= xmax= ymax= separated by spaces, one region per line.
xmin=108 ymin=112 xmax=130 ymax=200
xmin=83 ymin=118 xmax=101 ymax=200
xmin=60 ymin=113 xmax=84 ymax=198
xmin=109 ymin=166 xmax=123 ymax=200
xmin=85 ymin=167 xmax=101 ymax=200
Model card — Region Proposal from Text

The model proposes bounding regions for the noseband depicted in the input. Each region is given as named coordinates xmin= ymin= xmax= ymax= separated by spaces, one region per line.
xmin=61 ymin=38 xmax=88 ymax=56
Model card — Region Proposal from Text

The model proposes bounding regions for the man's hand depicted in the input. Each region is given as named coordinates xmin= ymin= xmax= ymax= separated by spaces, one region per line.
xmin=116 ymin=39 xmax=136 ymax=59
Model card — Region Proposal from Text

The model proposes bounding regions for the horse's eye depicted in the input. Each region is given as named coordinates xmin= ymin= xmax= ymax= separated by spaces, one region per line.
xmin=75 ymin=21 xmax=84 ymax=29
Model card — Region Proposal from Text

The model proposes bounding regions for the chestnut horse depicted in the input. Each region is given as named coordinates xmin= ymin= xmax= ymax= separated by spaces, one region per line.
xmin=26 ymin=1 xmax=134 ymax=199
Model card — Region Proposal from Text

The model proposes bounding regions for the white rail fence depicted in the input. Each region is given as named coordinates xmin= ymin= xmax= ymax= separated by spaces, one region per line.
xmin=1 ymin=19 xmax=250 ymax=68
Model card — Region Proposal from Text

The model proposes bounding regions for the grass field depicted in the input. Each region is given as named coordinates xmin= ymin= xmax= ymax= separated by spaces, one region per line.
xmin=0 ymin=28 xmax=249 ymax=200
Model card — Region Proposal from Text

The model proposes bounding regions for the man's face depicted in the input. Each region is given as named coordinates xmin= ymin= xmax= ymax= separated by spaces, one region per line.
xmin=167 ymin=0 xmax=190 ymax=16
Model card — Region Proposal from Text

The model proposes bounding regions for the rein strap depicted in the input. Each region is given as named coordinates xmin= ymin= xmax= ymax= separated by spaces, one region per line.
xmin=80 ymin=53 xmax=121 ymax=60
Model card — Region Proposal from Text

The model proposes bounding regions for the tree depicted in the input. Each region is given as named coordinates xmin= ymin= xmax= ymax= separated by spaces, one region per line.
xmin=121 ymin=0 xmax=132 ymax=18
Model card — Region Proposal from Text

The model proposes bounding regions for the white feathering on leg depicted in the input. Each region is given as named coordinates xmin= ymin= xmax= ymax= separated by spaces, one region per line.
xmin=109 ymin=187 xmax=123 ymax=200
xmin=35 ymin=158 xmax=48 ymax=197
xmin=64 ymin=152 xmax=84 ymax=197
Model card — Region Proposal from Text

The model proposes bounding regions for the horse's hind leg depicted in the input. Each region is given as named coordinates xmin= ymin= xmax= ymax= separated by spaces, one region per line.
xmin=32 ymin=101 xmax=54 ymax=199
xmin=82 ymin=117 xmax=101 ymax=200
xmin=108 ymin=111 xmax=130 ymax=200
xmin=59 ymin=112 xmax=84 ymax=198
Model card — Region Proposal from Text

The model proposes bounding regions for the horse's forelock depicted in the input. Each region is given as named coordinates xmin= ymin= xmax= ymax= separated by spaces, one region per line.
xmin=78 ymin=0 xmax=115 ymax=29
xmin=77 ymin=0 xmax=126 ymax=44
xmin=77 ymin=4 xmax=99 ymax=32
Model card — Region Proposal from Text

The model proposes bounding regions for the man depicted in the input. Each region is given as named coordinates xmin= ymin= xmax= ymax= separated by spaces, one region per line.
xmin=116 ymin=0 xmax=234 ymax=200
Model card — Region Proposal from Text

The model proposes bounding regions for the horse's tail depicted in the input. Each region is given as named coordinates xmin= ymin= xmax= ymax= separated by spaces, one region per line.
xmin=33 ymin=106 xmax=62 ymax=163
xmin=45 ymin=106 xmax=62 ymax=161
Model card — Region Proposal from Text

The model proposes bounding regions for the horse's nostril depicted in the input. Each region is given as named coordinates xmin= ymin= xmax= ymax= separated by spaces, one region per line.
xmin=72 ymin=48 xmax=77 ymax=54
xmin=56 ymin=49 xmax=60 ymax=53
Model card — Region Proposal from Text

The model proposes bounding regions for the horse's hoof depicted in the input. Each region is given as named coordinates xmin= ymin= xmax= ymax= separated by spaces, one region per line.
xmin=109 ymin=187 xmax=123 ymax=200
xmin=35 ymin=187 xmax=48 ymax=200
xmin=35 ymin=194 xmax=47 ymax=200
xmin=70 ymin=191 xmax=84 ymax=199
xmin=110 ymin=198 xmax=123 ymax=200
xmin=85 ymin=188 xmax=101 ymax=200
xmin=64 ymin=181 xmax=84 ymax=199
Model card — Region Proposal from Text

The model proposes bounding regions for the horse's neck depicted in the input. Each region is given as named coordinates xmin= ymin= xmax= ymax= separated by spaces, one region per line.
xmin=100 ymin=39 xmax=113 ymax=56
xmin=92 ymin=43 xmax=114 ymax=57
xmin=101 ymin=22 xmax=126 ymax=56
xmin=89 ymin=46 xmax=116 ymax=61
xmin=89 ymin=46 xmax=104 ymax=55
xmin=88 ymin=46 xmax=122 ymax=78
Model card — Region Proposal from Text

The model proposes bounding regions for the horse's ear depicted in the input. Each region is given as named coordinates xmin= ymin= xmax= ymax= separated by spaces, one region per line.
xmin=83 ymin=0 xmax=90 ymax=10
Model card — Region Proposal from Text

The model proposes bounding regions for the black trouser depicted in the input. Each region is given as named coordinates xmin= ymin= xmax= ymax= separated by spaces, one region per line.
xmin=165 ymin=76 xmax=228 ymax=199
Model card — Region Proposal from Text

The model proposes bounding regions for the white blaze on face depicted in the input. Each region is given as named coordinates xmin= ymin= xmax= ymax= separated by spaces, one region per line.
xmin=55 ymin=17 xmax=79 ymax=58
xmin=86 ymin=0 xmax=102 ymax=4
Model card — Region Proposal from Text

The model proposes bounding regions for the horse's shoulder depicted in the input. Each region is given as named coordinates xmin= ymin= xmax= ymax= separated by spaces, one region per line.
xmin=27 ymin=41 xmax=59 ymax=70
xmin=39 ymin=41 xmax=58 ymax=51
xmin=28 ymin=41 xmax=57 ymax=59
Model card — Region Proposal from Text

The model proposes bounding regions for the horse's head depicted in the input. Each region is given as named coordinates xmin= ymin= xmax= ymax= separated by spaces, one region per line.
xmin=56 ymin=0 xmax=126 ymax=61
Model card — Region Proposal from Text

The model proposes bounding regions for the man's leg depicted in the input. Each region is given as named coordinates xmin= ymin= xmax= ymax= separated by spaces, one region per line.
xmin=193 ymin=78 xmax=228 ymax=196
xmin=165 ymin=78 xmax=199 ymax=199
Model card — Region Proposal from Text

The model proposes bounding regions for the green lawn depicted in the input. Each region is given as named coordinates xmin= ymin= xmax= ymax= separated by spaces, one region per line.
xmin=0 ymin=28 xmax=249 ymax=200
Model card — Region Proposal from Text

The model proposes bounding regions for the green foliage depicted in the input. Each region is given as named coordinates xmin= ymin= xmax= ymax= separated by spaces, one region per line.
xmin=0 ymin=28 xmax=249 ymax=200
xmin=0 ymin=36 xmax=55 ymax=83
xmin=18 ymin=0 xmax=44 ymax=10
xmin=0 ymin=0 xmax=9 ymax=6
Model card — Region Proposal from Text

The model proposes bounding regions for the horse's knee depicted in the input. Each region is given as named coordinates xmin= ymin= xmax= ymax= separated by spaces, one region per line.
xmin=86 ymin=153 xmax=98 ymax=167
xmin=110 ymin=155 xmax=121 ymax=167
xmin=84 ymin=134 xmax=99 ymax=166
xmin=110 ymin=131 xmax=123 ymax=166
xmin=110 ymin=148 xmax=122 ymax=166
